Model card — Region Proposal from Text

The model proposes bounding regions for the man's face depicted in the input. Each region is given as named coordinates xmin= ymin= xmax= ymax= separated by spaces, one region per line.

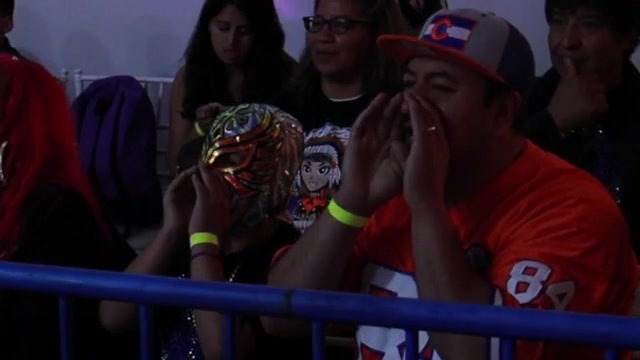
xmin=401 ymin=55 xmax=506 ymax=179
xmin=548 ymin=7 xmax=635 ymax=86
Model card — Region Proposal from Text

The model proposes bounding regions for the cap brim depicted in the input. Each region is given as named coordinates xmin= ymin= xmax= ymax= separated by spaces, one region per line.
xmin=377 ymin=34 xmax=506 ymax=86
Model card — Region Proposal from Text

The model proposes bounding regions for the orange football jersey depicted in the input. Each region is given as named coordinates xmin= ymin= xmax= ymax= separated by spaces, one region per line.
xmin=347 ymin=141 xmax=638 ymax=360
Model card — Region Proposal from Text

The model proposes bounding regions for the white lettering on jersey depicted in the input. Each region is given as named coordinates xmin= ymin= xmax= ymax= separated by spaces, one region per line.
xmin=357 ymin=263 xmax=441 ymax=360
xmin=506 ymin=260 xmax=575 ymax=310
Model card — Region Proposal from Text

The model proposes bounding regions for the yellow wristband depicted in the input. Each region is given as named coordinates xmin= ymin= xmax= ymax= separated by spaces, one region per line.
xmin=194 ymin=121 xmax=206 ymax=136
xmin=190 ymin=232 xmax=219 ymax=248
xmin=327 ymin=199 xmax=368 ymax=228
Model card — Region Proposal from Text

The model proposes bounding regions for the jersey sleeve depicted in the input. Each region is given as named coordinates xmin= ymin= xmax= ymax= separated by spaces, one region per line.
xmin=487 ymin=202 xmax=638 ymax=360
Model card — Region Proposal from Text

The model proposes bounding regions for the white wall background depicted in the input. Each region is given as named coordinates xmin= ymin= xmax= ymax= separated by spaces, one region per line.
xmin=10 ymin=0 xmax=640 ymax=78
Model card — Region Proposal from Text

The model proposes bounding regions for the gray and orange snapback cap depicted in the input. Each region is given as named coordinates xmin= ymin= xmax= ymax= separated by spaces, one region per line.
xmin=378 ymin=8 xmax=535 ymax=94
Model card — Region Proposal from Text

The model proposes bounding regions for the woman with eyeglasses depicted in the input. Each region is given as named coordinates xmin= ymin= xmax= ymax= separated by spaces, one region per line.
xmin=285 ymin=0 xmax=408 ymax=235
xmin=167 ymin=0 xmax=297 ymax=179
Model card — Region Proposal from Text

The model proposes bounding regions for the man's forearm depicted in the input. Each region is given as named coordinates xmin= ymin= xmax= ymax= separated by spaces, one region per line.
xmin=268 ymin=199 xmax=362 ymax=290
xmin=264 ymin=194 xmax=364 ymax=336
xmin=411 ymin=201 xmax=492 ymax=360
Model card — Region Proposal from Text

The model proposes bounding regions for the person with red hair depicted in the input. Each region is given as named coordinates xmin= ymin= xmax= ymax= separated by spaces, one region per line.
xmin=0 ymin=54 xmax=137 ymax=359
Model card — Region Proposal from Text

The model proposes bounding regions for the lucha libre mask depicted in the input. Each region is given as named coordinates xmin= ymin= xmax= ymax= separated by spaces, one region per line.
xmin=201 ymin=103 xmax=303 ymax=228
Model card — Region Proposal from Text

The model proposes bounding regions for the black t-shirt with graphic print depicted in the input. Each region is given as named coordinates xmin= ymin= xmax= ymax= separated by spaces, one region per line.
xmin=292 ymin=92 xmax=373 ymax=130
xmin=287 ymin=92 xmax=373 ymax=234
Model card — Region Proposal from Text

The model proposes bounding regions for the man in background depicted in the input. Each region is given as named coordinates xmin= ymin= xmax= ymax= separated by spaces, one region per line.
xmin=0 ymin=0 xmax=21 ymax=57
xmin=516 ymin=0 xmax=640 ymax=258
xmin=266 ymin=7 xmax=637 ymax=359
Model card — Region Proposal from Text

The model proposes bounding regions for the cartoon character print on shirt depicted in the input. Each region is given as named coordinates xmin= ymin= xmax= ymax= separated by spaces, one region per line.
xmin=357 ymin=263 xmax=441 ymax=360
xmin=288 ymin=124 xmax=350 ymax=233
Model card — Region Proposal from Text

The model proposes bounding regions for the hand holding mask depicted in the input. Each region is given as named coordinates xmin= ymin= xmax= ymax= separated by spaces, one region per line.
xmin=199 ymin=103 xmax=303 ymax=232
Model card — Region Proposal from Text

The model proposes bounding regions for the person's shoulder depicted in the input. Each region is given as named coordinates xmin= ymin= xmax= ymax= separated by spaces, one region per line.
xmin=530 ymin=146 xmax=616 ymax=197
xmin=507 ymin=145 xmax=627 ymax=242
xmin=529 ymin=144 xmax=617 ymax=203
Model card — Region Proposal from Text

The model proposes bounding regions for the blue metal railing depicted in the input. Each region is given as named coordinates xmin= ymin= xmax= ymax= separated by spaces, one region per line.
xmin=0 ymin=261 xmax=638 ymax=359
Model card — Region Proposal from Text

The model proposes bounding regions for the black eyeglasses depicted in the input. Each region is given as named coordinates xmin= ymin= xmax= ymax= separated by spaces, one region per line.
xmin=302 ymin=16 xmax=370 ymax=34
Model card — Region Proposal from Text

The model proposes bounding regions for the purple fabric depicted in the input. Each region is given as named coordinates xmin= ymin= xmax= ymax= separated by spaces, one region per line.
xmin=71 ymin=76 xmax=163 ymax=231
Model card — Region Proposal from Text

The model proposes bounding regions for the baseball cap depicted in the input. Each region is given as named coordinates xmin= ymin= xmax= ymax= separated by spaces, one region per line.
xmin=377 ymin=8 xmax=535 ymax=94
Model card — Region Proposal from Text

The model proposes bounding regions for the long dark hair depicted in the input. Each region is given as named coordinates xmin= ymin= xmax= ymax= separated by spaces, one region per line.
xmin=290 ymin=0 xmax=407 ymax=120
xmin=182 ymin=0 xmax=296 ymax=120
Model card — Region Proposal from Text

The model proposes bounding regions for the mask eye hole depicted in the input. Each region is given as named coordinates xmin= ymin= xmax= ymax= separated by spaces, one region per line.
xmin=210 ymin=150 xmax=250 ymax=170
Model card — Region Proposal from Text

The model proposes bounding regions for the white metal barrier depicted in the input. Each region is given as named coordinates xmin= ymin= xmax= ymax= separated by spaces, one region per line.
xmin=58 ymin=69 xmax=69 ymax=85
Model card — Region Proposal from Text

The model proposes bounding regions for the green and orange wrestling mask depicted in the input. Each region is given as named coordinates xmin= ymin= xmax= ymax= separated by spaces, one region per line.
xmin=201 ymin=103 xmax=303 ymax=227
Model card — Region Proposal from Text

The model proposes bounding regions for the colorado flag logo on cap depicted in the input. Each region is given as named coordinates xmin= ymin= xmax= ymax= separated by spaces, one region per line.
xmin=421 ymin=15 xmax=476 ymax=50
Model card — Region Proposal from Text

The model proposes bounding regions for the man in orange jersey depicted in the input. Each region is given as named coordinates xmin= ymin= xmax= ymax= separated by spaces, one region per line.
xmin=265 ymin=8 xmax=638 ymax=360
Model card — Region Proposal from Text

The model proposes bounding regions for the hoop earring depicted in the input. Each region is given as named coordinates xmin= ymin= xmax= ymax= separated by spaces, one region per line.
xmin=0 ymin=141 xmax=7 ymax=185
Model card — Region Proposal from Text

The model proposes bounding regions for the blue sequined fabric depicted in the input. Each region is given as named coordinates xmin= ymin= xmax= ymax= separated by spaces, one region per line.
xmin=160 ymin=308 xmax=204 ymax=360
xmin=160 ymin=275 xmax=204 ymax=360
